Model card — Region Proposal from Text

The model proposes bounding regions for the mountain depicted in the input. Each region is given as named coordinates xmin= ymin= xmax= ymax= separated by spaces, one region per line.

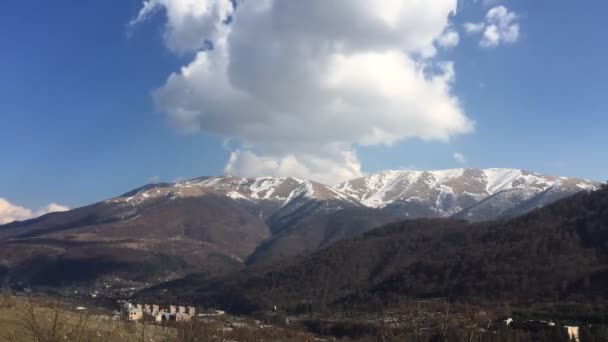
xmin=0 ymin=176 xmax=363 ymax=286
xmin=335 ymin=168 xmax=598 ymax=221
xmin=111 ymin=176 xmax=358 ymax=217
xmin=0 ymin=194 xmax=269 ymax=286
xmin=0 ymin=170 xmax=599 ymax=288
xmin=141 ymin=185 xmax=608 ymax=314
xmin=109 ymin=176 xmax=362 ymax=235
xmin=202 ymin=169 xmax=598 ymax=265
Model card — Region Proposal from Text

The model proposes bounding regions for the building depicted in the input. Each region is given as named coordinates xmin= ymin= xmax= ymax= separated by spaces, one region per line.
xmin=127 ymin=307 xmax=143 ymax=321
xmin=565 ymin=326 xmax=580 ymax=342
xmin=123 ymin=302 xmax=198 ymax=323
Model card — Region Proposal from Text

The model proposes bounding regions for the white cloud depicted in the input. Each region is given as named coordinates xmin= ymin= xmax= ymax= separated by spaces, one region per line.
xmin=132 ymin=0 xmax=475 ymax=184
xmin=453 ymin=152 xmax=467 ymax=164
xmin=224 ymin=149 xmax=363 ymax=185
xmin=437 ymin=29 xmax=460 ymax=48
xmin=465 ymin=6 xmax=520 ymax=48
xmin=0 ymin=198 xmax=69 ymax=225
xmin=481 ymin=6 xmax=519 ymax=47
xmin=0 ymin=199 xmax=31 ymax=224
xmin=464 ymin=22 xmax=485 ymax=34
xmin=129 ymin=0 xmax=234 ymax=54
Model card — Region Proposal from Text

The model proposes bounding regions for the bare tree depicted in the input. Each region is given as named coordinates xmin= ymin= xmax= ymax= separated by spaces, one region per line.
xmin=0 ymin=270 xmax=14 ymax=308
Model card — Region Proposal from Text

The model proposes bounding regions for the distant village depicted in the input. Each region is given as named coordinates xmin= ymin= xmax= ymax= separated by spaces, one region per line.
xmin=118 ymin=301 xmax=581 ymax=342
xmin=121 ymin=301 xmax=225 ymax=323
xmin=116 ymin=301 xmax=278 ymax=334
xmin=2 ymin=281 xmax=586 ymax=341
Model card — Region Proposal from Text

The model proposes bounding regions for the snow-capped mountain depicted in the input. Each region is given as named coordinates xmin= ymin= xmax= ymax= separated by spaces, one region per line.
xmin=106 ymin=168 xmax=598 ymax=223
xmin=107 ymin=169 xmax=598 ymax=222
xmin=109 ymin=176 xmax=358 ymax=207
xmin=0 ymin=168 xmax=600 ymax=287
xmin=335 ymin=168 xmax=599 ymax=220
xmin=106 ymin=176 xmax=362 ymax=229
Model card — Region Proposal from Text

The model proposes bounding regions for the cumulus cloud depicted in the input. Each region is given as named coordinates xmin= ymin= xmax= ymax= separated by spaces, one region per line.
xmin=132 ymin=0 xmax=475 ymax=184
xmin=481 ymin=6 xmax=520 ymax=47
xmin=453 ymin=152 xmax=467 ymax=164
xmin=0 ymin=198 xmax=69 ymax=225
xmin=464 ymin=6 xmax=520 ymax=48
xmin=224 ymin=149 xmax=363 ymax=184
xmin=437 ymin=29 xmax=460 ymax=48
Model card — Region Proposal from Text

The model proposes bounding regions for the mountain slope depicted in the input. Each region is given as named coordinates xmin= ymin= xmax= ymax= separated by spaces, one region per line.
xmin=0 ymin=194 xmax=270 ymax=286
xmin=246 ymin=207 xmax=397 ymax=266
xmin=0 ymin=176 xmax=361 ymax=286
xmin=142 ymin=186 xmax=608 ymax=313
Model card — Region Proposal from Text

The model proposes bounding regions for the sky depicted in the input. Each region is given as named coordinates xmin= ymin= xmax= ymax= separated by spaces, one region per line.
xmin=1 ymin=0 xmax=607 ymax=222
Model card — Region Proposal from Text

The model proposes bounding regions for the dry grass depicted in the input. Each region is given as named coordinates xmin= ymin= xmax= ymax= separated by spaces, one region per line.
xmin=0 ymin=296 xmax=319 ymax=342
xmin=0 ymin=296 xmax=166 ymax=342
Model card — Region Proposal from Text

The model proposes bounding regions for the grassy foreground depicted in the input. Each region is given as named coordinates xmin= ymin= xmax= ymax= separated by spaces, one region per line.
xmin=0 ymin=294 xmax=318 ymax=342
xmin=0 ymin=295 xmax=162 ymax=342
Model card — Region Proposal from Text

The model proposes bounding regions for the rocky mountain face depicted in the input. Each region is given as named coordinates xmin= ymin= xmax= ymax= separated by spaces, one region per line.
xmin=335 ymin=168 xmax=598 ymax=221
xmin=0 ymin=170 xmax=599 ymax=288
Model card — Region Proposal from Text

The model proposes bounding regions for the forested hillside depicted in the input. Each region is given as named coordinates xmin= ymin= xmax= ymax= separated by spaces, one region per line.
xmin=140 ymin=186 xmax=608 ymax=315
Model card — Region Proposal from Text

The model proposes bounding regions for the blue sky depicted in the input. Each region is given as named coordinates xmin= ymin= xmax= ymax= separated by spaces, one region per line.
xmin=1 ymin=0 xmax=607 ymax=213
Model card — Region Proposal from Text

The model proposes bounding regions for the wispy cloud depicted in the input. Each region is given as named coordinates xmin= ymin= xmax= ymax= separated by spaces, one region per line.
xmin=453 ymin=152 xmax=468 ymax=164
xmin=464 ymin=22 xmax=485 ymax=34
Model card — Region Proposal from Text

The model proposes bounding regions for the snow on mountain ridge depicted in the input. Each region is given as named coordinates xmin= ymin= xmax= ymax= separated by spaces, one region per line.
xmin=108 ymin=169 xmax=598 ymax=220
xmin=334 ymin=168 xmax=598 ymax=213
xmin=109 ymin=175 xmax=356 ymax=207
xmin=482 ymin=168 xmax=560 ymax=193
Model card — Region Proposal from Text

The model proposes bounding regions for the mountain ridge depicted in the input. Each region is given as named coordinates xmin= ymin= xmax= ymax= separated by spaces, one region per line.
xmin=101 ymin=168 xmax=598 ymax=219
xmin=0 ymin=168 xmax=600 ymax=289
xmin=335 ymin=168 xmax=598 ymax=220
